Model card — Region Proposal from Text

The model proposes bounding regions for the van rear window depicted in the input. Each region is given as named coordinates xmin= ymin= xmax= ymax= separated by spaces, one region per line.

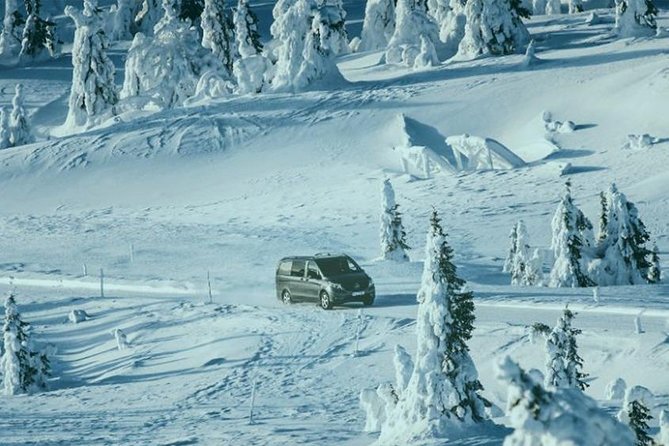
xmin=278 ymin=261 xmax=291 ymax=276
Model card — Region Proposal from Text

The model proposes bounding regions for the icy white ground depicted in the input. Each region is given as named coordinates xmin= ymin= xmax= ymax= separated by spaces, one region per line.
xmin=1 ymin=1 xmax=669 ymax=445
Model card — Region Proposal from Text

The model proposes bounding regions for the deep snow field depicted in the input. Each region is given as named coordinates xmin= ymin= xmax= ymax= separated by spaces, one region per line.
xmin=1 ymin=1 xmax=669 ymax=445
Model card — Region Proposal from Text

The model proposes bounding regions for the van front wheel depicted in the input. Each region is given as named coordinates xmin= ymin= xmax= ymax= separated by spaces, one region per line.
xmin=320 ymin=291 xmax=332 ymax=310
xmin=281 ymin=290 xmax=292 ymax=305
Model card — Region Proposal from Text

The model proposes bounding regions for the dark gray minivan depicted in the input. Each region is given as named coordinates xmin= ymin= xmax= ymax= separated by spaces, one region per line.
xmin=276 ymin=254 xmax=375 ymax=309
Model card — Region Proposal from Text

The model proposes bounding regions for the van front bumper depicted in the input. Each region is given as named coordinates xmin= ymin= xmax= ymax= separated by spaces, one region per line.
xmin=330 ymin=287 xmax=375 ymax=303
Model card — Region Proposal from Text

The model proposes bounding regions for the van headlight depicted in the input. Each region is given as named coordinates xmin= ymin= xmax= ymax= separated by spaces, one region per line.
xmin=329 ymin=283 xmax=344 ymax=292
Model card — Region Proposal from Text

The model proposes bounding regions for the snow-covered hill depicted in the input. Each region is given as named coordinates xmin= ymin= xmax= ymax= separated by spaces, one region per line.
xmin=0 ymin=1 xmax=668 ymax=445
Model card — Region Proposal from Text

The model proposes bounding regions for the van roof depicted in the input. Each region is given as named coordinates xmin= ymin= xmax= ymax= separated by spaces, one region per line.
xmin=278 ymin=253 xmax=348 ymax=262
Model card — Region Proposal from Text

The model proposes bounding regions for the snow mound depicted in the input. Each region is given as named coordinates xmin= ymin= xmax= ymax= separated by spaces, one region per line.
xmin=623 ymin=134 xmax=657 ymax=151
xmin=68 ymin=309 xmax=89 ymax=324
xmin=446 ymin=134 xmax=526 ymax=171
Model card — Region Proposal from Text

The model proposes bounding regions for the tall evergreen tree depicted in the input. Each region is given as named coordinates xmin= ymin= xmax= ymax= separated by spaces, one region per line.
xmin=65 ymin=0 xmax=118 ymax=128
xmin=379 ymin=210 xmax=488 ymax=443
xmin=615 ymin=0 xmax=657 ymax=37
xmin=136 ymin=0 xmax=162 ymax=35
xmin=111 ymin=0 xmax=137 ymax=41
xmin=0 ymin=107 xmax=10 ymax=149
xmin=0 ymin=0 xmax=23 ymax=58
xmin=359 ymin=0 xmax=395 ymax=51
xmin=628 ymin=400 xmax=654 ymax=446
xmin=503 ymin=222 xmax=518 ymax=273
xmin=9 ymin=83 xmax=34 ymax=146
xmin=385 ymin=0 xmax=439 ymax=66
xmin=648 ymin=244 xmax=661 ymax=284
xmin=233 ymin=0 xmax=263 ymax=58
xmin=19 ymin=0 xmax=58 ymax=60
xmin=180 ymin=0 xmax=205 ymax=22
xmin=201 ymin=0 xmax=234 ymax=75
xmin=544 ymin=308 xmax=588 ymax=390
xmin=549 ymin=181 xmax=595 ymax=288
xmin=2 ymin=293 xmax=32 ymax=395
xmin=380 ymin=179 xmax=410 ymax=262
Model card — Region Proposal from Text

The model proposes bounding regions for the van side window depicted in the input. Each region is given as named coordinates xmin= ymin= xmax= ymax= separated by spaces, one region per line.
xmin=306 ymin=262 xmax=321 ymax=280
xmin=278 ymin=261 xmax=292 ymax=276
xmin=291 ymin=260 xmax=306 ymax=278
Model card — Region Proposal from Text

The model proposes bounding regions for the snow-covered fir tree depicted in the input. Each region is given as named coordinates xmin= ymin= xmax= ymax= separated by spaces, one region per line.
xmin=201 ymin=0 xmax=234 ymax=75
xmin=628 ymin=399 xmax=654 ymax=446
xmin=648 ymin=243 xmax=661 ymax=283
xmin=510 ymin=220 xmax=530 ymax=285
xmin=65 ymin=0 xmax=118 ymax=128
xmin=385 ymin=0 xmax=439 ymax=66
xmin=615 ymin=0 xmax=657 ymax=37
xmin=180 ymin=0 xmax=205 ymax=22
xmin=437 ymin=0 xmax=467 ymax=56
xmin=568 ymin=0 xmax=583 ymax=13
xmin=2 ymin=293 xmax=32 ymax=395
xmin=380 ymin=179 xmax=410 ymax=261
xmin=545 ymin=0 xmax=561 ymax=14
xmin=19 ymin=0 xmax=58 ymax=61
xmin=413 ymin=34 xmax=439 ymax=68
xmin=525 ymin=248 xmax=544 ymax=286
xmin=549 ymin=181 xmax=595 ymax=288
xmin=234 ymin=0 xmax=263 ymax=58
xmin=0 ymin=107 xmax=10 ymax=149
xmin=318 ymin=0 xmax=350 ymax=56
xmin=378 ymin=210 xmax=488 ymax=443
xmin=9 ymin=83 xmax=34 ymax=147
xmin=359 ymin=0 xmax=395 ymax=51
xmin=0 ymin=0 xmax=23 ymax=58
xmin=111 ymin=0 xmax=137 ymax=41
xmin=269 ymin=0 xmax=311 ymax=90
xmin=532 ymin=0 xmax=546 ymax=14
xmin=122 ymin=0 xmax=207 ymax=108
xmin=456 ymin=0 xmax=530 ymax=60
xmin=496 ymin=356 xmax=635 ymax=446
xmin=544 ymin=308 xmax=588 ymax=390
xmin=135 ymin=0 xmax=162 ymax=35
xmin=592 ymin=183 xmax=654 ymax=286
xmin=232 ymin=0 xmax=269 ymax=93
xmin=659 ymin=409 xmax=669 ymax=446
xmin=503 ymin=222 xmax=518 ymax=272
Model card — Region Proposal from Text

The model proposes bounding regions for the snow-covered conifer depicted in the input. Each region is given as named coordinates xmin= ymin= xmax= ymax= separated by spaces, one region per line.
xmin=568 ymin=0 xmax=583 ymax=13
xmin=65 ymin=0 xmax=118 ymax=128
xmin=0 ymin=0 xmax=23 ymax=58
xmin=385 ymin=0 xmax=439 ymax=66
xmin=378 ymin=210 xmax=488 ymax=442
xmin=19 ymin=0 xmax=58 ymax=61
xmin=270 ymin=0 xmax=312 ymax=90
xmin=593 ymin=183 xmax=653 ymax=286
xmin=9 ymin=84 xmax=34 ymax=147
xmin=456 ymin=0 xmax=530 ymax=59
xmin=413 ymin=34 xmax=439 ymax=68
xmin=503 ymin=223 xmax=518 ymax=272
xmin=628 ymin=399 xmax=654 ymax=445
xmin=234 ymin=0 xmax=263 ymax=58
xmin=615 ymin=0 xmax=657 ymax=37
xmin=180 ymin=0 xmax=205 ymax=22
xmin=393 ymin=345 xmax=413 ymax=395
xmin=380 ymin=179 xmax=410 ymax=261
xmin=659 ymin=409 xmax=669 ymax=446
xmin=318 ymin=0 xmax=349 ymax=56
xmin=2 ymin=293 xmax=32 ymax=395
xmin=201 ymin=0 xmax=234 ymax=75
xmin=0 ymin=107 xmax=10 ymax=149
xmin=549 ymin=181 xmax=595 ymax=288
xmin=497 ymin=356 xmax=635 ymax=446
xmin=111 ymin=0 xmax=137 ymax=41
xmin=532 ymin=0 xmax=546 ymax=14
xmin=359 ymin=0 xmax=395 ymax=51
xmin=545 ymin=0 xmax=561 ymax=14
xmin=606 ymin=377 xmax=627 ymax=400
xmin=510 ymin=220 xmax=530 ymax=285
xmin=525 ymin=248 xmax=544 ymax=286
xmin=544 ymin=308 xmax=588 ymax=390
xmin=648 ymin=243 xmax=661 ymax=283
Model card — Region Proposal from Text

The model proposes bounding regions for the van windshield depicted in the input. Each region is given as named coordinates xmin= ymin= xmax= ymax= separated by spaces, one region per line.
xmin=315 ymin=257 xmax=360 ymax=277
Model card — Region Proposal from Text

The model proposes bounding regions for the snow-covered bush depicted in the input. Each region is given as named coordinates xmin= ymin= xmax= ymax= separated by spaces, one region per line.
xmin=359 ymin=0 xmax=395 ymax=51
xmin=438 ymin=0 xmax=467 ymax=56
xmin=377 ymin=210 xmax=489 ymax=443
xmin=606 ymin=377 xmax=627 ymax=400
xmin=113 ymin=328 xmax=129 ymax=350
xmin=233 ymin=55 xmax=271 ymax=94
xmin=568 ymin=0 xmax=583 ymax=13
xmin=385 ymin=0 xmax=439 ymax=66
xmin=509 ymin=220 xmax=542 ymax=286
xmin=455 ymin=0 xmax=530 ymax=60
xmin=544 ymin=307 xmax=588 ymax=390
xmin=9 ymin=83 xmax=34 ymax=147
xmin=68 ymin=309 xmax=89 ymax=324
xmin=201 ymin=0 xmax=234 ymax=76
xmin=65 ymin=0 xmax=118 ymax=128
xmin=592 ymin=183 xmax=654 ymax=286
xmin=380 ymin=179 xmax=410 ymax=261
xmin=0 ymin=0 xmax=22 ymax=58
xmin=549 ymin=182 xmax=595 ymax=288
xmin=121 ymin=0 xmax=209 ymax=108
xmin=413 ymin=34 xmax=439 ymax=68
xmin=659 ymin=409 xmax=669 ymax=446
xmin=520 ymin=39 xmax=540 ymax=67
xmin=615 ymin=0 xmax=657 ymax=37
xmin=497 ymin=356 xmax=635 ymax=446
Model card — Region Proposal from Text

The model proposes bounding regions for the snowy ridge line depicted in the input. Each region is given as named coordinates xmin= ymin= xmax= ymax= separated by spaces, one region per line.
xmin=476 ymin=301 xmax=669 ymax=318
xmin=0 ymin=275 xmax=200 ymax=296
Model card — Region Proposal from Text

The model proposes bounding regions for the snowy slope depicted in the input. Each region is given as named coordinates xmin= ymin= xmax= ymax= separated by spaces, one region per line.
xmin=0 ymin=2 xmax=668 ymax=445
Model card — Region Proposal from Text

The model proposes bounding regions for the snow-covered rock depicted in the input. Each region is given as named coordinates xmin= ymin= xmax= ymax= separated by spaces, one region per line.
xmin=446 ymin=134 xmax=526 ymax=170
xmin=606 ymin=377 xmax=627 ymax=400
xmin=623 ymin=134 xmax=656 ymax=150
xmin=68 ymin=309 xmax=89 ymax=324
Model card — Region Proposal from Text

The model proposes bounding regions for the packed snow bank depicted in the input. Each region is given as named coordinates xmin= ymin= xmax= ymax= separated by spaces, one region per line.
xmin=446 ymin=134 xmax=526 ymax=171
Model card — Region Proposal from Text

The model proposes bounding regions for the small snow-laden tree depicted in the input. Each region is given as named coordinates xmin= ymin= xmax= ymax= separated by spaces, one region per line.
xmin=455 ymin=0 xmax=530 ymax=60
xmin=122 ymin=0 xmax=208 ymax=108
xmin=593 ymin=183 xmax=654 ymax=286
xmin=201 ymin=0 xmax=234 ymax=76
xmin=111 ymin=0 xmax=137 ymax=41
xmin=496 ymin=356 xmax=635 ymax=446
xmin=136 ymin=0 xmax=162 ymax=35
xmin=648 ymin=243 xmax=661 ymax=283
xmin=413 ymin=34 xmax=439 ymax=68
xmin=615 ymin=0 xmax=657 ymax=37
xmin=0 ymin=0 xmax=23 ymax=58
xmin=180 ymin=0 xmax=205 ymax=22
xmin=628 ymin=400 xmax=654 ymax=446
xmin=393 ymin=344 xmax=413 ymax=396
xmin=545 ymin=0 xmax=560 ymax=14
xmin=359 ymin=0 xmax=395 ymax=51
xmin=270 ymin=0 xmax=299 ymax=40
xmin=510 ymin=0 xmax=532 ymax=18
xmin=270 ymin=0 xmax=312 ymax=91
xmin=544 ymin=308 xmax=588 ymax=390
xmin=618 ymin=385 xmax=654 ymax=423
xmin=65 ymin=0 xmax=118 ymax=129
xmin=318 ymin=0 xmax=350 ymax=56
xmin=549 ymin=182 xmax=595 ymax=288
xmin=9 ymin=83 xmax=34 ymax=147
xmin=1 ymin=293 xmax=32 ymax=396
xmin=510 ymin=220 xmax=530 ymax=285
xmin=503 ymin=222 xmax=518 ymax=272
xmin=568 ymin=0 xmax=583 ymax=13
xmin=19 ymin=0 xmax=58 ymax=61
xmin=380 ymin=179 xmax=410 ymax=261
xmin=0 ymin=107 xmax=10 ymax=149
xmin=524 ymin=248 xmax=544 ymax=286
xmin=233 ymin=54 xmax=271 ymax=93
xmin=438 ymin=0 xmax=467 ymax=56
xmin=378 ymin=210 xmax=489 ymax=443
xmin=234 ymin=0 xmax=263 ymax=58
xmin=385 ymin=0 xmax=439 ymax=66
xmin=659 ymin=409 xmax=669 ymax=446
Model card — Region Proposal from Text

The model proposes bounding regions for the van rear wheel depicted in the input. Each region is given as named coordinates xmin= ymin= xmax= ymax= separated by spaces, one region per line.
xmin=320 ymin=291 xmax=332 ymax=310
xmin=281 ymin=290 xmax=292 ymax=305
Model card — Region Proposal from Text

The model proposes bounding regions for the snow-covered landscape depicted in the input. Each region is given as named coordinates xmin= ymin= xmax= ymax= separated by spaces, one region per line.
xmin=0 ymin=0 xmax=668 ymax=444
